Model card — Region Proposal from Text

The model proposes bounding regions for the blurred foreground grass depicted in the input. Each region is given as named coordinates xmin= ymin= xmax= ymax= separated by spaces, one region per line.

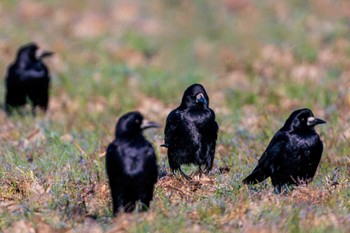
xmin=0 ymin=0 xmax=349 ymax=232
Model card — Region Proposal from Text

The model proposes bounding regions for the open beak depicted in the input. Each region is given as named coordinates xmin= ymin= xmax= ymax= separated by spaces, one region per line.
xmin=36 ymin=49 xmax=54 ymax=60
xmin=196 ymin=93 xmax=207 ymax=105
xmin=307 ymin=117 xmax=326 ymax=127
xmin=141 ymin=120 xmax=161 ymax=130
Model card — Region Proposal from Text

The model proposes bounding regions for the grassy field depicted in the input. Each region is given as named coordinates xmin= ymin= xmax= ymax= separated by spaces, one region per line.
xmin=0 ymin=0 xmax=349 ymax=232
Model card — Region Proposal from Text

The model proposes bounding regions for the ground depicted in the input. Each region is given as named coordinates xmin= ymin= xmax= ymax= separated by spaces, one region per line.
xmin=0 ymin=1 xmax=349 ymax=232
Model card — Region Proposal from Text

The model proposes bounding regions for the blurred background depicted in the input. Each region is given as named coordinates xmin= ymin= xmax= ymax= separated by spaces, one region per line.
xmin=0 ymin=1 xmax=349 ymax=123
xmin=0 ymin=0 xmax=349 ymax=232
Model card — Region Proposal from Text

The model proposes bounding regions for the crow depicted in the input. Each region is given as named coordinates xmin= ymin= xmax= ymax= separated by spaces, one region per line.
xmin=106 ymin=111 xmax=159 ymax=214
xmin=242 ymin=108 xmax=326 ymax=193
xmin=5 ymin=42 xmax=53 ymax=115
xmin=163 ymin=83 xmax=218 ymax=179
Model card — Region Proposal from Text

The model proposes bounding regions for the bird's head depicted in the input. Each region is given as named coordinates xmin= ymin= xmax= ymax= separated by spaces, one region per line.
xmin=16 ymin=43 xmax=39 ymax=62
xmin=284 ymin=108 xmax=326 ymax=131
xmin=16 ymin=42 xmax=53 ymax=65
xmin=115 ymin=111 xmax=160 ymax=139
xmin=180 ymin=83 xmax=209 ymax=109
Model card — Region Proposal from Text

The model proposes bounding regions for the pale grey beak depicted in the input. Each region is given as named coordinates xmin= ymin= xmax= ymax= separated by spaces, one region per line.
xmin=196 ymin=93 xmax=207 ymax=105
xmin=307 ymin=116 xmax=326 ymax=127
xmin=36 ymin=49 xmax=54 ymax=60
xmin=141 ymin=120 xmax=161 ymax=130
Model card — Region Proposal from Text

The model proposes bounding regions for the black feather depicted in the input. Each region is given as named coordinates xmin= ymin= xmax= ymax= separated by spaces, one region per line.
xmin=243 ymin=108 xmax=326 ymax=193
xmin=5 ymin=42 xmax=53 ymax=115
xmin=164 ymin=83 xmax=218 ymax=179
xmin=106 ymin=111 xmax=159 ymax=214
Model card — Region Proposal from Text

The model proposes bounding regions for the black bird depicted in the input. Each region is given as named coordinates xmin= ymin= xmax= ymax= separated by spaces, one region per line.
xmin=163 ymin=83 xmax=218 ymax=179
xmin=242 ymin=108 xmax=326 ymax=193
xmin=5 ymin=42 xmax=53 ymax=115
xmin=106 ymin=111 xmax=159 ymax=214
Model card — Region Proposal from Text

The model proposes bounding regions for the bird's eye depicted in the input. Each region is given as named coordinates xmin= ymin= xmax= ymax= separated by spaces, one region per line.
xmin=301 ymin=118 xmax=305 ymax=122
xmin=135 ymin=119 xmax=140 ymax=124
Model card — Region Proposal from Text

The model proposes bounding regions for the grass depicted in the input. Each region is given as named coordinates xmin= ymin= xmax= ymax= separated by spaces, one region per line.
xmin=0 ymin=0 xmax=350 ymax=232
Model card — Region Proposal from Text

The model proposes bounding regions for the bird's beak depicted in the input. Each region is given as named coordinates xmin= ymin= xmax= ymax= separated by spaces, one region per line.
xmin=141 ymin=120 xmax=161 ymax=130
xmin=196 ymin=93 xmax=207 ymax=105
xmin=307 ymin=117 xmax=326 ymax=126
xmin=36 ymin=49 xmax=54 ymax=60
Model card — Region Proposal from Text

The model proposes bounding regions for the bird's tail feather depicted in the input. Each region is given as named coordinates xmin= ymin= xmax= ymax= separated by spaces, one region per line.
xmin=242 ymin=168 xmax=268 ymax=184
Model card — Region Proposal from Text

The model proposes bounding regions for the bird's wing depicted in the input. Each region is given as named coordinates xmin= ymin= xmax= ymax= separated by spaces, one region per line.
xmin=243 ymin=131 xmax=287 ymax=184
xmin=164 ymin=109 xmax=181 ymax=147
xmin=212 ymin=117 xmax=219 ymax=139
xmin=257 ymin=131 xmax=286 ymax=164
xmin=306 ymin=136 xmax=324 ymax=179
xmin=6 ymin=65 xmax=19 ymax=83
xmin=143 ymin=143 xmax=159 ymax=183
xmin=105 ymin=142 xmax=123 ymax=182
xmin=15 ymin=66 xmax=47 ymax=80
xmin=206 ymin=109 xmax=219 ymax=137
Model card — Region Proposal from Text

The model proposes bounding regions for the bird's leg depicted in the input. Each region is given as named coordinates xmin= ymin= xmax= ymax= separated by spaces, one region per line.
xmin=179 ymin=167 xmax=191 ymax=180
xmin=282 ymin=184 xmax=294 ymax=193
xmin=111 ymin=193 xmax=123 ymax=215
xmin=192 ymin=166 xmax=203 ymax=178
xmin=204 ymin=165 xmax=212 ymax=176
xmin=171 ymin=169 xmax=177 ymax=176
xmin=198 ymin=166 xmax=203 ymax=178
xmin=139 ymin=202 xmax=150 ymax=212
xmin=124 ymin=201 xmax=136 ymax=213
xmin=139 ymin=192 xmax=152 ymax=212
xmin=273 ymin=186 xmax=281 ymax=195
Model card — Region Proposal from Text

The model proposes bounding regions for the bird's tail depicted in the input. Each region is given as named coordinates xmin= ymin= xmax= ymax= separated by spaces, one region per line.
xmin=242 ymin=168 xmax=268 ymax=185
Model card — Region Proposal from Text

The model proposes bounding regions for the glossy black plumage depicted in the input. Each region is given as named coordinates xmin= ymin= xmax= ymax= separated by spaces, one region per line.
xmin=243 ymin=108 xmax=326 ymax=193
xmin=106 ymin=112 xmax=159 ymax=214
xmin=163 ymin=83 xmax=218 ymax=179
xmin=5 ymin=42 xmax=53 ymax=115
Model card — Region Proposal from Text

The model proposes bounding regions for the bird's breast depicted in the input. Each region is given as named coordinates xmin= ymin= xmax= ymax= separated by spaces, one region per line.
xmin=185 ymin=110 xmax=213 ymax=126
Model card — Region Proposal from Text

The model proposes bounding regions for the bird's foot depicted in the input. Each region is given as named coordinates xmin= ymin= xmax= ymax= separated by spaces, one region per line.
xmin=192 ymin=170 xmax=201 ymax=177
xmin=274 ymin=184 xmax=294 ymax=195
xmin=179 ymin=170 xmax=192 ymax=181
